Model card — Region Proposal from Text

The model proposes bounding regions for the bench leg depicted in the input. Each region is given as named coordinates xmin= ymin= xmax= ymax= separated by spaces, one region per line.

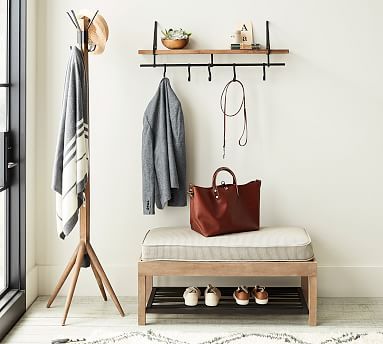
xmin=308 ymin=275 xmax=317 ymax=326
xmin=138 ymin=275 xmax=146 ymax=325
xmin=145 ymin=275 xmax=153 ymax=306
xmin=301 ymin=276 xmax=308 ymax=305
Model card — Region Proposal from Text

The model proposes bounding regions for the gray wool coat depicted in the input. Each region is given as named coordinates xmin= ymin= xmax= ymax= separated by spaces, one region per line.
xmin=142 ymin=78 xmax=187 ymax=215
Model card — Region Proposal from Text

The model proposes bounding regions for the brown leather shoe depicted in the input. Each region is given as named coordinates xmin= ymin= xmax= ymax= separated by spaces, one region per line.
xmin=253 ymin=286 xmax=269 ymax=305
xmin=233 ymin=286 xmax=250 ymax=305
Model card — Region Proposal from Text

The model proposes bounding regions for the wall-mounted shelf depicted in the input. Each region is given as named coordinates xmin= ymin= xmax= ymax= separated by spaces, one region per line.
xmin=139 ymin=21 xmax=289 ymax=81
xmin=138 ymin=49 xmax=289 ymax=55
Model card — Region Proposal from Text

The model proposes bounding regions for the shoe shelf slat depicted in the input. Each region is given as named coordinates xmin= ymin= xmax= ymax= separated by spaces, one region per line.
xmin=146 ymin=287 xmax=308 ymax=315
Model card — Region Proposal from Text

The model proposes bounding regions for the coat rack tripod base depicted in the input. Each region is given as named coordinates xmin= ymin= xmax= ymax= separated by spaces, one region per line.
xmin=46 ymin=239 xmax=125 ymax=326
xmin=46 ymin=12 xmax=125 ymax=326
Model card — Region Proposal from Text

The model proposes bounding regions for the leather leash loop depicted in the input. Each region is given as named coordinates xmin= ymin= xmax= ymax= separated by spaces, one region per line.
xmin=220 ymin=78 xmax=248 ymax=158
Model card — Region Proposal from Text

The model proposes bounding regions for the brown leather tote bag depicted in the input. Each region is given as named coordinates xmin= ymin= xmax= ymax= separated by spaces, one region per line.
xmin=189 ymin=167 xmax=261 ymax=237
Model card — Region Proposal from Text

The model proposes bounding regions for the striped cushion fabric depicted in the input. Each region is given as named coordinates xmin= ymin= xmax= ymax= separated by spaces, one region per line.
xmin=141 ymin=227 xmax=314 ymax=261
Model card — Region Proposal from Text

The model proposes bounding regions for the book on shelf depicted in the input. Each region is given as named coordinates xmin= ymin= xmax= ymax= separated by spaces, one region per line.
xmin=231 ymin=43 xmax=261 ymax=50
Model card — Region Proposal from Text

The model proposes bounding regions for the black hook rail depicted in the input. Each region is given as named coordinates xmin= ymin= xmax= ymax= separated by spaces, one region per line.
xmin=140 ymin=20 xmax=286 ymax=81
xmin=141 ymin=62 xmax=285 ymax=68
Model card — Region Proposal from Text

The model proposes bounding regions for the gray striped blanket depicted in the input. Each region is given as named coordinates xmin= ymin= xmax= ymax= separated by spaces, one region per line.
xmin=52 ymin=47 xmax=89 ymax=239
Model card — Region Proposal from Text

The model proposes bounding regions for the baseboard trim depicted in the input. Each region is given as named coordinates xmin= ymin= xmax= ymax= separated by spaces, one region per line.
xmin=318 ymin=266 xmax=383 ymax=297
xmin=37 ymin=265 xmax=383 ymax=297
xmin=26 ymin=265 xmax=38 ymax=308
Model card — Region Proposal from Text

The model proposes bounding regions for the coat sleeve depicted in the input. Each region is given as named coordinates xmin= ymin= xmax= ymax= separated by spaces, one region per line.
xmin=142 ymin=117 xmax=155 ymax=215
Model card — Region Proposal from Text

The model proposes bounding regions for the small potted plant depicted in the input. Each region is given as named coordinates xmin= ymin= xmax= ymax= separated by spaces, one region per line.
xmin=161 ymin=28 xmax=191 ymax=49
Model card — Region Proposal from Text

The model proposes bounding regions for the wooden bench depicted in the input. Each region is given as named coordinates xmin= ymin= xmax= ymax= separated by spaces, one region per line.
xmin=138 ymin=227 xmax=317 ymax=326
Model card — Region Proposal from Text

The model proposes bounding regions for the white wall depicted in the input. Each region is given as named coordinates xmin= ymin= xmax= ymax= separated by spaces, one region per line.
xmin=34 ymin=0 xmax=383 ymax=298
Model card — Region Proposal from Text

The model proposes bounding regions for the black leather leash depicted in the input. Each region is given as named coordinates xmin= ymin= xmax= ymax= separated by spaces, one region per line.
xmin=220 ymin=67 xmax=248 ymax=159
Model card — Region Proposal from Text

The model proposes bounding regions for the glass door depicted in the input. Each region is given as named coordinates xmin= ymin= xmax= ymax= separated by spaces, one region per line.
xmin=0 ymin=0 xmax=7 ymax=294
xmin=0 ymin=0 xmax=26 ymax=339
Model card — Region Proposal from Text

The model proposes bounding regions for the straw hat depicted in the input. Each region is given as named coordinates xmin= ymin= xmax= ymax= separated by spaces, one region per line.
xmin=77 ymin=10 xmax=109 ymax=55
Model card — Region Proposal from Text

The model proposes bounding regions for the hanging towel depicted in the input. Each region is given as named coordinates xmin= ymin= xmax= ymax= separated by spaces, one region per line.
xmin=142 ymin=78 xmax=187 ymax=215
xmin=52 ymin=47 xmax=89 ymax=239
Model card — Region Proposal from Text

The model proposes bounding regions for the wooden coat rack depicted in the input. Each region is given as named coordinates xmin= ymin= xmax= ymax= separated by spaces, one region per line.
xmin=46 ymin=12 xmax=125 ymax=325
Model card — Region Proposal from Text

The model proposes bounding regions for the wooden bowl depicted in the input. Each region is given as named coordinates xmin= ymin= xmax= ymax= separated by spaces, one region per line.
xmin=161 ymin=38 xmax=189 ymax=50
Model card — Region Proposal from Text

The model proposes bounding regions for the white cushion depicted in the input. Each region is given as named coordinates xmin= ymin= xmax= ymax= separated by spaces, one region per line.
xmin=141 ymin=227 xmax=314 ymax=261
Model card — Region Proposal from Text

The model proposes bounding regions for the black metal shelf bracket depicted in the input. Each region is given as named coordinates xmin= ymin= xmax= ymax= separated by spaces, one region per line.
xmin=266 ymin=20 xmax=271 ymax=66
xmin=142 ymin=20 xmax=286 ymax=81
xmin=153 ymin=20 xmax=158 ymax=66
xmin=263 ymin=63 xmax=266 ymax=81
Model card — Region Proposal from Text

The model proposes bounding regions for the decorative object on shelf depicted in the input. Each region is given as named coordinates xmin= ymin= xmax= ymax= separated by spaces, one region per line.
xmin=239 ymin=22 xmax=254 ymax=49
xmin=139 ymin=21 xmax=288 ymax=82
xmin=161 ymin=38 xmax=188 ymax=49
xmin=231 ymin=43 xmax=260 ymax=50
xmin=230 ymin=30 xmax=241 ymax=44
xmin=161 ymin=28 xmax=191 ymax=49
xmin=48 ymin=9 xmax=124 ymax=326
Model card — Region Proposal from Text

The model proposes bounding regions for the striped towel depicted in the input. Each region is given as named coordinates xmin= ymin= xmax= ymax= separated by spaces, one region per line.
xmin=52 ymin=47 xmax=89 ymax=239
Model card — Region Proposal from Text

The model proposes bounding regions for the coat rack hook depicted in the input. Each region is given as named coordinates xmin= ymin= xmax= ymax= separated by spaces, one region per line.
xmin=70 ymin=10 xmax=81 ymax=30
xmin=66 ymin=11 xmax=78 ymax=29
xmin=87 ymin=10 xmax=99 ymax=29
xmin=208 ymin=65 xmax=212 ymax=82
xmin=88 ymin=45 xmax=97 ymax=53
xmin=232 ymin=63 xmax=237 ymax=81
xmin=187 ymin=64 xmax=191 ymax=82
xmin=163 ymin=64 xmax=167 ymax=78
xmin=262 ymin=63 xmax=266 ymax=81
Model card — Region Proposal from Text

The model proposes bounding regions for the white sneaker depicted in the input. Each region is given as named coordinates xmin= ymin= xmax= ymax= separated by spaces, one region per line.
xmin=183 ymin=287 xmax=201 ymax=306
xmin=204 ymin=284 xmax=221 ymax=307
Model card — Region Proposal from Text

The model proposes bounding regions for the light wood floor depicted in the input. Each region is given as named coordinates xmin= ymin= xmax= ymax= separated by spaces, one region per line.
xmin=3 ymin=296 xmax=383 ymax=343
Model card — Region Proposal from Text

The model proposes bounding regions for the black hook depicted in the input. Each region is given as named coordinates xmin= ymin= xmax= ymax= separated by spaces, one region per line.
xmin=66 ymin=12 xmax=78 ymax=29
xmin=262 ymin=63 xmax=266 ymax=81
xmin=208 ymin=65 xmax=212 ymax=81
xmin=232 ymin=64 xmax=237 ymax=81
xmin=187 ymin=64 xmax=191 ymax=82
xmin=88 ymin=44 xmax=97 ymax=52
xmin=70 ymin=10 xmax=81 ymax=30
xmin=87 ymin=10 xmax=99 ymax=29
xmin=163 ymin=64 xmax=167 ymax=78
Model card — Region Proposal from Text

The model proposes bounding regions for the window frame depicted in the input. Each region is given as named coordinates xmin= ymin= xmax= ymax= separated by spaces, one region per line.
xmin=0 ymin=0 xmax=26 ymax=339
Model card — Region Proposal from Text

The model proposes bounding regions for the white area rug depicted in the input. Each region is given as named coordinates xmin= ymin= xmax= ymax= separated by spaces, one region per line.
xmin=80 ymin=330 xmax=383 ymax=344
